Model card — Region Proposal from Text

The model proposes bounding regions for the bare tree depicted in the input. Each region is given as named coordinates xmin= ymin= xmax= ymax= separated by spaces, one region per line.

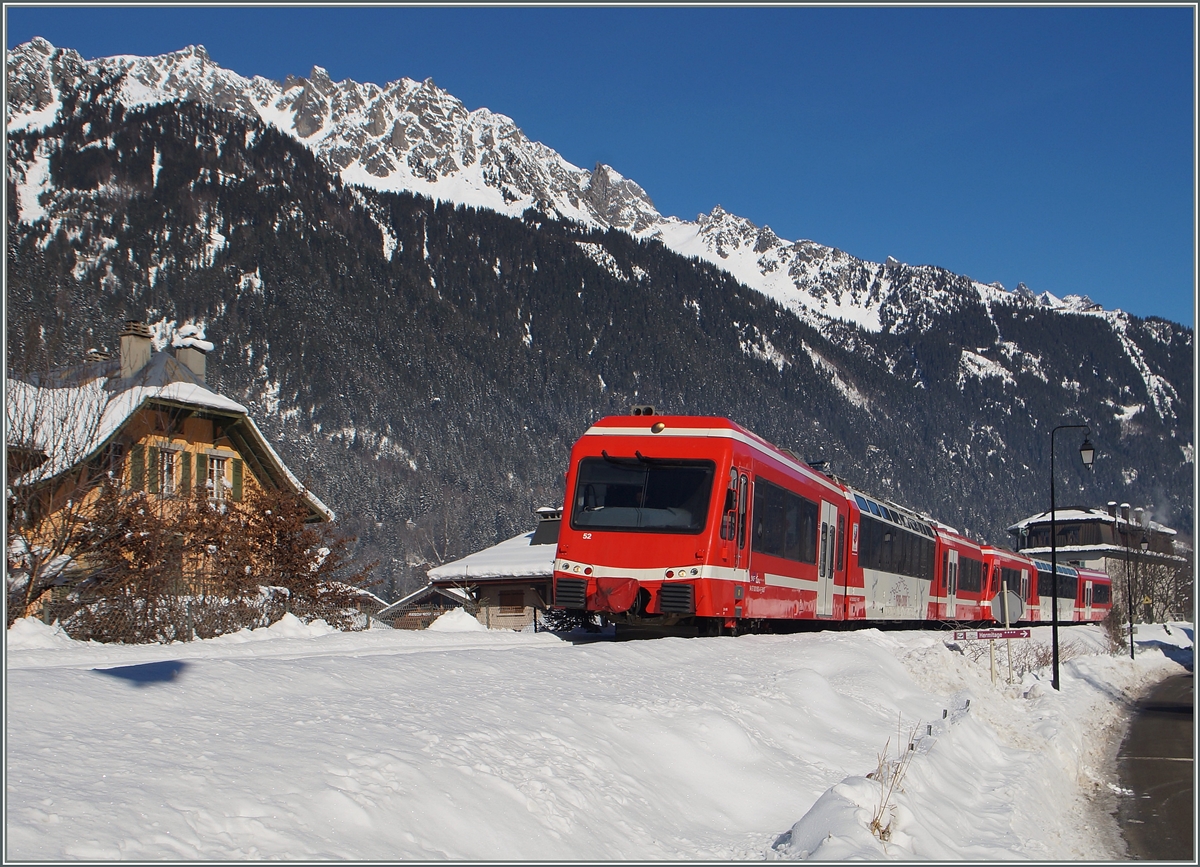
xmin=5 ymin=374 xmax=126 ymax=625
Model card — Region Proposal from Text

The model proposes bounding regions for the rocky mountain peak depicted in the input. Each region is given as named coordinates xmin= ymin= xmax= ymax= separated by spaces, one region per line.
xmin=4 ymin=39 xmax=1166 ymax=345
xmin=581 ymin=164 xmax=660 ymax=234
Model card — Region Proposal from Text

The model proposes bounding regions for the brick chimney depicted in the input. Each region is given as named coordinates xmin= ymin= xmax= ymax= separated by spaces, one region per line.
xmin=119 ymin=320 xmax=153 ymax=379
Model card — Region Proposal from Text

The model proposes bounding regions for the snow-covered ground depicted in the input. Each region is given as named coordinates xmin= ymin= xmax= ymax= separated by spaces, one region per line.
xmin=5 ymin=613 xmax=1192 ymax=861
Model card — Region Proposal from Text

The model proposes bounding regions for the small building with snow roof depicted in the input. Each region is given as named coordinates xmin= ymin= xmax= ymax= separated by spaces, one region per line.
xmin=426 ymin=507 xmax=560 ymax=630
xmin=376 ymin=583 xmax=473 ymax=630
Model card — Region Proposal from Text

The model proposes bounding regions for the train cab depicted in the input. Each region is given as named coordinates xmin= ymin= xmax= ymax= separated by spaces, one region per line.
xmin=553 ymin=413 xmax=850 ymax=630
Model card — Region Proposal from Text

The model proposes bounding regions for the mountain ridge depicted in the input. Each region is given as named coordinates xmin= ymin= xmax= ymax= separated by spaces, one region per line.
xmin=8 ymin=37 xmax=1167 ymax=337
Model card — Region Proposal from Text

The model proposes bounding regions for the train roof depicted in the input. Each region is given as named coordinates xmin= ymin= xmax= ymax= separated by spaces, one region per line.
xmin=581 ymin=415 xmax=845 ymax=496
xmin=1031 ymin=559 xmax=1079 ymax=577
xmin=844 ymin=487 xmax=937 ymax=538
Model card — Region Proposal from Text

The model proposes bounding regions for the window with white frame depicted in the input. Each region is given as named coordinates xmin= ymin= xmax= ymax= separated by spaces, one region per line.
xmin=159 ymin=449 xmax=176 ymax=496
xmin=208 ymin=456 xmax=227 ymax=500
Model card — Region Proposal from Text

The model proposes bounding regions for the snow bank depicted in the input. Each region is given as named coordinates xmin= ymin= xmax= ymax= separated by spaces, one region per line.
xmin=5 ymin=616 xmax=79 ymax=650
xmin=425 ymin=607 xmax=488 ymax=632
xmin=5 ymin=619 xmax=1190 ymax=860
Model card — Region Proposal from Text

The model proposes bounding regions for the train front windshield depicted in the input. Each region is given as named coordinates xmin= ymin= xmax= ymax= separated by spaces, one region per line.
xmin=571 ymin=456 xmax=715 ymax=534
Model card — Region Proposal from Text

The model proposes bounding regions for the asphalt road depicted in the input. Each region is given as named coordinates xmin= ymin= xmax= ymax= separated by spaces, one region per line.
xmin=1116 ymin=671 xmax=1194 ymax=861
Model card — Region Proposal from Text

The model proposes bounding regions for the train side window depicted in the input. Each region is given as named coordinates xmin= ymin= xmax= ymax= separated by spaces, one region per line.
xmin=721 ymin=469 xmax=737 ymax=541
xmin=751 ymin=477 xmax=818 ymax=564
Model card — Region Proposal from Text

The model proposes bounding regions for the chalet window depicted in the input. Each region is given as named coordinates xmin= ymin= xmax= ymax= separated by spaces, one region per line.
xmin=208 ymin=456 xmax=228 ymax=500
xmin=159 ymin=449 xmax=176 ymax=496
xmin=90 ymin=442 xmax=125 ymax=480
xmin=498 ymin=591 xmax=525 ymax=614
xmin=1055 ymin=524 xmax=1081 ymax=546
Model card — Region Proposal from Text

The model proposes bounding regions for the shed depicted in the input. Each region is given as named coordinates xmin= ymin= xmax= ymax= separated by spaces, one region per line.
xmin=427 ymin=508 xmax=559 ymax=630
xmin=377 ymin=583 xmax=472 ymax=630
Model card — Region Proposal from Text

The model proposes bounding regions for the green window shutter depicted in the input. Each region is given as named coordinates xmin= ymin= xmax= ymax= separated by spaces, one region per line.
xmin=180 ymin=451 xmax=192 ymax=492
xmin=196 ymin=453 xmax=208 ymax=495
xmin=130 ymin=443 xmax=145 ymax=491
xmin=147 ymin=446 xmax=160 ymax=494
xmin=232 ymin=458 xmax=243 ymax=501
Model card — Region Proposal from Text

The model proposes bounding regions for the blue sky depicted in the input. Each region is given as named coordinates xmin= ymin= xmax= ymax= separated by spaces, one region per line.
xmin=6 ymin=5 xmax=1196 ymax=326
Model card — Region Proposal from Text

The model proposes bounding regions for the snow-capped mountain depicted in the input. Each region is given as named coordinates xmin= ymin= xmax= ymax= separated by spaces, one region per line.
xmin=7 ymin=38 xmax=661 ymax=232
xmin=6 ymin=39 xmax=1192 ymax=596
xmin=5 ymin=38 xmax=1125 ymax=338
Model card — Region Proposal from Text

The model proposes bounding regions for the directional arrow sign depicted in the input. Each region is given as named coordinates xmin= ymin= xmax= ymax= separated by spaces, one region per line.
xmin=954 ymin=628 xmax=1031 ymax=641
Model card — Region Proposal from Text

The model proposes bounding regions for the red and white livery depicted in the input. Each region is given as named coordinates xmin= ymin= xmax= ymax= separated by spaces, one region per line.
xmin=552 ymin=414 xmax=1111 ymax=633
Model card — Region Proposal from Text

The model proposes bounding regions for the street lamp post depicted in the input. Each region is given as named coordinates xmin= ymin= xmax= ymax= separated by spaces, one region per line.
xmin=1140 ymin=534 xmax=1150 ymax=623
xmin=1049 ymin=424 xmax=1095 ymax=691
xmin=1123 ymin=509 xmax=1135 ymax=660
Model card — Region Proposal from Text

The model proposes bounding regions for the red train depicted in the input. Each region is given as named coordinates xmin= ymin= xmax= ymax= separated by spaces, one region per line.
xmin=552 ymin=414 xmax=1112 ymax=634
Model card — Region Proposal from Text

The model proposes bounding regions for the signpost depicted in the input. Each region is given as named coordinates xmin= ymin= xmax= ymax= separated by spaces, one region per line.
xmin=954 ymin=628 xmax=1032 ymax=641
xmin=955 ymin=582 xmax=1030 ymax=685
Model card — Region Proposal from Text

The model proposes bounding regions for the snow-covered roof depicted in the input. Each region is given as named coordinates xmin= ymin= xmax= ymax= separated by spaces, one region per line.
xmin=428 ymin=530 xmax=556 ymax=582
xmin=6 ymin=349 xmax=332 ymax=520
xmin=377 ymin=583 xmax=472 ymax=618
xmin=1008 ymin=508 xmax=1177 ymax=536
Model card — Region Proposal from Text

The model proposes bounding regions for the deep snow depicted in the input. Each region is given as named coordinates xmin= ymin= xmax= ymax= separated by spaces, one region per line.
xmin=5 ymin=613 xmax=1192 ymax=861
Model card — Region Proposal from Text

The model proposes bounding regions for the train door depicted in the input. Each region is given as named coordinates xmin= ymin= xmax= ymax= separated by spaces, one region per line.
xmin=719 ymin=467 xmax=751 ymax=582
xmin=945 ymin=549 xmax=959 ymax=618
xmin=1083 ymin=580 xmax=1093 ymax=621
xmin=735 ymin=471 xmax=750 ymax=576
xmin=817 ymin=500 xmax=837 ymax=617
xmin=718 ymin=466 xmax=752 ymax=619
xmin=1020 ymin=569 xmax=1030 ymax=606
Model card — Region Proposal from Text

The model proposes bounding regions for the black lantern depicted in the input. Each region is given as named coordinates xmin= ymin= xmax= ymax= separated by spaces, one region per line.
xmin=1079 ymin=437 xmax=1095 ymax=468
